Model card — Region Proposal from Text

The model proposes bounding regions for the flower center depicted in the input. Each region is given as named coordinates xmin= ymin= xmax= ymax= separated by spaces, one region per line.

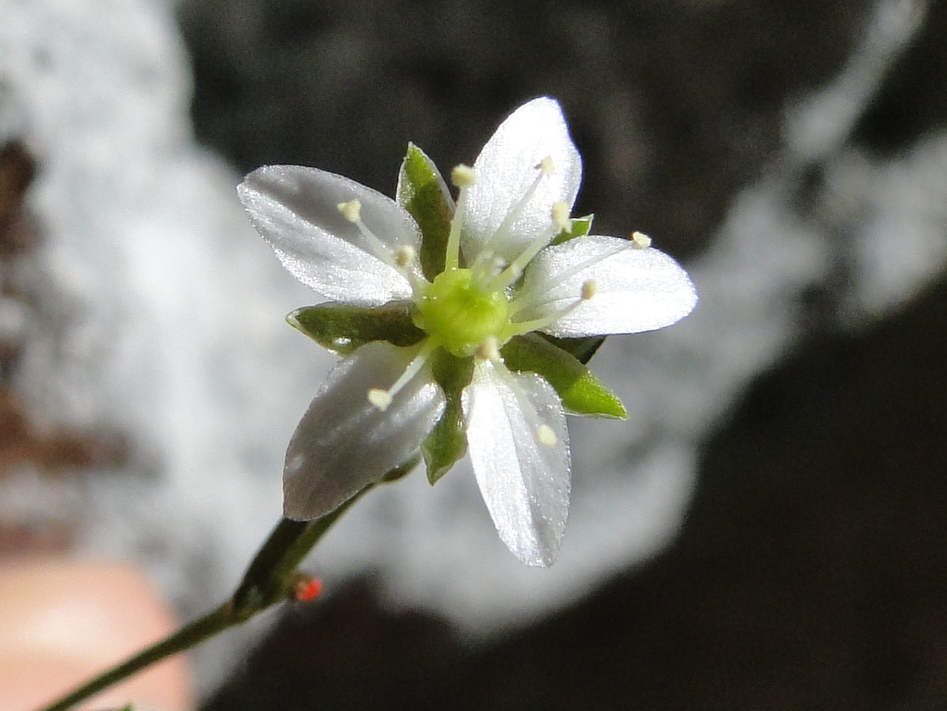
xmin=413 ymin=268 xmax=511 ymax=357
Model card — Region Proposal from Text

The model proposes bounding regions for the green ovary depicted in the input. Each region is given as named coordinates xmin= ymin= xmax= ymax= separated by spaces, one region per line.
xmin=413 ymin=268 xmax=512 ymax=357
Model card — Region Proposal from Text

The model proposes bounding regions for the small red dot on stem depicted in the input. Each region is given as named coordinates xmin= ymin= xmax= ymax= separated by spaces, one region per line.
xmin=294 ymin=577 xmax=323 ymax=602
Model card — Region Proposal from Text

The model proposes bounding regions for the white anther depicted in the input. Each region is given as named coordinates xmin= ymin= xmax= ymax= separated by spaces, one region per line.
xmin=476 ymin=337 xmax=501 ymax=363
xmin=367 ymin=388 xmax=392 ymax=411
xmin=552 ymin=201 xmax=571 ymax=232
xmin=471 ymin=249 xmax=508 ymax=282
xmin=395 ymin=244 xmax=417 ymax=268
xmin=581 ymin=279 xmax=597 ymax=301
xmin=537 ymin=156 xmax=555 ymax=175
xmin=631 ymin=231 xmax=652 ymax=249
xmin=338 ymin=199 xmax=362 ymax=223
xmin=487 ymin=255 xmax=508 ymax=279
xmin=537 ymin=424 xmax=558 ymax=447
xmin=451 ymin=164 xmax=476 ymax=187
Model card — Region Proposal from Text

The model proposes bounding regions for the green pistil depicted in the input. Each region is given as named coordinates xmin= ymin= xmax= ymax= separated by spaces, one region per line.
xmin=413 ymin=268 xmax=512 ymax=357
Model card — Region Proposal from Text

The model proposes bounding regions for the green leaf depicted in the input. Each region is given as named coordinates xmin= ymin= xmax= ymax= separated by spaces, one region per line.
xmin=396 ymin=142 xmax=455 ymax=280
xmin=421 ymin=350 xmax=474 ymax=484
xmin=551 ymin=213 xmax=594 ymax=245
xmin=502 ymin=333 xmax=627 ymax=419
xmin=288 ymin=302 xmax=424 ymax=355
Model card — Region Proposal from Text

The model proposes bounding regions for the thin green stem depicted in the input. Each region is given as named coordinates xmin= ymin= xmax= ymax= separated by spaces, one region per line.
xmin=36 ymin=486 xmax=371 ymax=711
xmin=39 ymin=604 xmax=231 ymax=711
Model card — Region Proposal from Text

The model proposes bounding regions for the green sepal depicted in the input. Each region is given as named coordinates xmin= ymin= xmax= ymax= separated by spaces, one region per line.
xmin=539 ymin=333 xmax=606 ymax=365
xmin=421 ymin=349 xmax=474 ymax=484
xmin=288 ymin=301 xmax=425 ymax=355
xmin=380 ymin=454 xmax=421 ymax=483
xmin=502 ymin=333 xmax=627 ymax=419
xmin=396 ymin=142 xmax=455 ymax=280
xmin=551 ymin=213 xmax=594 ymax=245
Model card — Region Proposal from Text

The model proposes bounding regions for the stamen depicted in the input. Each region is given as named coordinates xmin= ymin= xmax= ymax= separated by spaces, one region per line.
xmin=536 ymin=424 xmax=558 ymax=447
xmin=470 ymin=249 xmax=507 ymax=285
xmin=552 ymin=201 xmax=571 ymax=233
xmin=631 ymin=231 xmax=652 ymax=249
xmin=395 ymin=244 xmax=417 ymax=268
xmin=488 ymin=201 xmax=565 ymax=291
xmin=510 ymin=240 xmax=630 ymax=317
xmin=367 ymin=389 xmax=393 ymax=411
xmin=337 ymin=199 xmax=394 ymax=266
xmin=451 ymin=164 xmax=476 ymax=187
xmin=337 ymin=199 xmax=362 ymax=223
xmin=581 ymin=279 xmax=597 ymax=300
xmin=507 ymin=281 xmax=593 ymax=336
xmin=490 ymin=359 xmax=562 ymax=458
xmin=478 ymin=155 xmax=556 ymax=259
xmin=445 ymin=164 xmax=476 ymax=270
xmin=366 ymin=340 xmax=437 ymax=411
xmin=337 ymin=198 xmax=426 ymax=295
xmin=475 ymin=336 xmax=502 ymax=363
xmin=470 ymin=248 xmax=494 ymax=270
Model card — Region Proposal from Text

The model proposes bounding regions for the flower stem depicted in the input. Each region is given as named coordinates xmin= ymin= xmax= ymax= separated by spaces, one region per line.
xmin=36 ymin=487 xmax=368 ymax=711
xmin=38 ymin=603 xmax=231 ymax=711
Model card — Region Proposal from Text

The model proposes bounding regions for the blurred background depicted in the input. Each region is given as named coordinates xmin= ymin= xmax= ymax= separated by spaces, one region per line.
xmin=2 ymin=0 xmax=947 ymax=708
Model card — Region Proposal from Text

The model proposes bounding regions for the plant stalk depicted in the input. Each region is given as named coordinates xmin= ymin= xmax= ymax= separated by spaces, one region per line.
xmin=37 ymin=488 xmax=366 ymax=711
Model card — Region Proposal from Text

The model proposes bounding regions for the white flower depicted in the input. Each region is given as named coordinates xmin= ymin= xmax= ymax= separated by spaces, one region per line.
xmin=238 ymin=97 xmax=697 ymax=566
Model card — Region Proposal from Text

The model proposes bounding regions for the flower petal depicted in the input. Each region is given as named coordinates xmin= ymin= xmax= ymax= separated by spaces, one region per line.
xmin=239 ymin=165 xmax=421 ymax=305
xmin=461 ymin=97 xmax=582 ymax=264
xmin=283 ymin=342 xmax=446 ymax=520
xmin=463 ymin=360 xmax=571 ymax=566
xmin=514 ymin=235 xmax=698 ymax=337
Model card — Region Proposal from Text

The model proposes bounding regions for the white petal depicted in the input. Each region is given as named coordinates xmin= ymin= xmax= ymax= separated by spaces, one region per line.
xmin=463 ymin=360 xmax=571 ymax=566
xmin=239 ymin=165 xmax=420 ymax=305
xmin=461 ymin=97 xmax=582 ymax=264
xmin=283 ymin=342 xmax=446 ymax=520
xmin=515 ymin=235 xmax=698 ymax=337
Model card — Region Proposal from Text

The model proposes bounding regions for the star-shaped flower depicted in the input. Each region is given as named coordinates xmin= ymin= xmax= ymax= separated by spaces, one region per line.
xmin=238 ymin=97 xmax=697 ymax=566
